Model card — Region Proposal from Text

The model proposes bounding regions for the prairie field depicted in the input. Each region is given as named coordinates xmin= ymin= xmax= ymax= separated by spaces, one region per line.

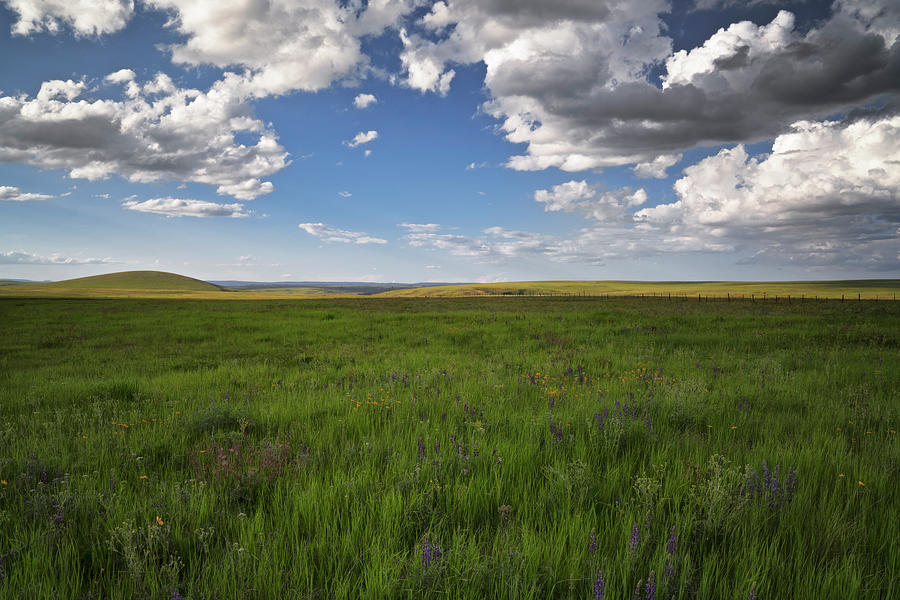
xmin=0 ymin=296 xmax=897 ymax=599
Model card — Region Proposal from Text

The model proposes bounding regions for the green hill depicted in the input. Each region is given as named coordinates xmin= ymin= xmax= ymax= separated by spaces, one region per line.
xmin=47 ymin=271 xmax=223 ymax=291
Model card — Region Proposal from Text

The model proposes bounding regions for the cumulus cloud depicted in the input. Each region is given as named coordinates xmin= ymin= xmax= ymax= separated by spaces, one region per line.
xmin=123 ymin=197 xmax=250 ymax=218
xmin=634 ymin=114 xmax=900 ymax=270
xmin=0 ymin=73 xmax=288 ymax=200
xmin=399 ymin=1 xmax=900 ymax=173
xmin=353 ymin=93 xmax=377 ymax=109
xmin=3 ymin=0 xmax=134 ymax=36
xmin=0 ymin=249 xmax=117 ymax=265
xmin=0 ymin=185 xmax=52 ymax=201
xmin=299 ymin=222 xmax=387 ymax=244
xmin=145 ymin=0 xmax=415 ymax=97
xmin=346 ymin=130 xmax=378 ymax=147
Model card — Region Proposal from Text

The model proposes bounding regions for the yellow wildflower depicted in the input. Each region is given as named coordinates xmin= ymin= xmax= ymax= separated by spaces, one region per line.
xmin=838 ymin=473 xmax=844 ymax=477
xmin=1 ymin=480 xmax=7 ymax=485
xmin=858 ymin=481 xmax=864 ymax=486
xmin=140 ymin=475 xmax=148 ymax=479
xmin=156 ymin=515 xmax=164 ymax=525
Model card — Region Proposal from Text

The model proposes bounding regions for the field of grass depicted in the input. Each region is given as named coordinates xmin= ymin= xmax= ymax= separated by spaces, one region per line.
xmin=0 ymin=296 xmax=897 ymax=599
xmin=1 ymin=271 xmax=898 ymax=301
xmin=377 ymin=279 xmax=900 ymax=300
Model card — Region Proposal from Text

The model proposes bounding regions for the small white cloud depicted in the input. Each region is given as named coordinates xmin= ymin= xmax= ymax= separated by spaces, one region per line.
xmin=298 ymin=222 xmax=387 ymax=244
xmin=466 ymin=161 xmax=488 ymax=170
xmin=123 ymin=197 xmax=250 ymax=218
xmin=364 ymin=149 xmax=372 ymax=157
xmin=425 ymin=264 xmax=441 ymax=270
xmin=92 ymin=193 xmax=110 ymax=199
xmin=398 ymin=223 xmax=441 ymax=233
xmin=0 ymin=250 xmax=117 ymax=265
xmin=338 ymin=191 xmax=352 ymax=198
xmin=346 ymin=130 xmax=378 ymax=147
xmin=0 ymin=185 xmax=52 ymax=201
xmin=104 ymin=69 xmax=136 ymax=84
xmin=633 ymin=154 xmax=682 ymax=179
xmin=353 ymin=93 xmax=377 ymax=109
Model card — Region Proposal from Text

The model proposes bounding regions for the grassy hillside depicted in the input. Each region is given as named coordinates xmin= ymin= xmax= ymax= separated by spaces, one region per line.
xmin=0 ymin=271 xmax=228 ymax=298
xmin=49 ymin=271 xmax=222 ymax=291
xmin=376 ymin=279 xmax=900 ymax=300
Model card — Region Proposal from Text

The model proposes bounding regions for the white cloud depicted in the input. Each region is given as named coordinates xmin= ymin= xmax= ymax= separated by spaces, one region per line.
xmin=0 ymin=185 xmax=52 ymax=201
xmin=353 ymin=93 xmax=377 ymax=109
xmin=633 ymin=154 xmax=682 ymax=179
xmin=145 ymin=0 xmax=416 ymax=97
xmin=398 ymin=222 xmax=441 ymax=233
xmin=399 ymin=222 xmax=553 ymax=260
xmin=634 ymin=114 xmax=900 ymax=269
xmin=0 ymin=74 xmax=289 ymax=200
xmin=465 ymin=161 xmax=488 ymax=170
xmin=534 ymin=180 xmax=647 ymax=222
xmin=299 ymin=222 xmax=387 ymax=244
xmin=364 ymin=149 xmax=372 ymax=157
xmin=3 ymin=0 xmax=134 ymax=37
xmin=398 ymin=1 xmax=900 ymax=174
xmin=346 ymin=130 xmax=378 ymax=147
xmin=104 ymin=68 xmax=136 ymax=84
xmin=338 ymin=191 xmax=352 ymax=198
xmin=0 ymin=249 xmax=117 ymax=265
xmin=123 ymin=197 xmax=250 ymax=218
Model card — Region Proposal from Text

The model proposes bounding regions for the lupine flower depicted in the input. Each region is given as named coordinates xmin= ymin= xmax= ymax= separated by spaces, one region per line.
xmin=629 ymin=522 xmax=640 ymax=554
xmin=417 ymin=437 xmax=425 ymax=462
xmin=588 ymin=529 xmax=597 ymax=553
xmin=593 ymin=570 xmax=605 ymax=600
xmin=170 ymin=590 xmax=184 ymax=600
xmin=644 ymin=571 xmax=656 ymax=599
xmin=748 ymin=582 xmax=757 ymax=600
xmin=421 ymin=535 xmax=443 ymax=568
xmin=665 ymin=526 xmax=677 ymax=555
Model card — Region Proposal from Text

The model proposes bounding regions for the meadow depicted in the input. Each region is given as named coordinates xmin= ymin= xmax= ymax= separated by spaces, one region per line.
xmin=0 ymin=295 xmax=897 ymax=599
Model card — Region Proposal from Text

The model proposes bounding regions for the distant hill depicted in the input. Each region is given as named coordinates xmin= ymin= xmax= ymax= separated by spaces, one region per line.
xmin=374 ymin=279 xmax=900 ymax=299
xmin=47 ymin=271 xmax=223 ymax=291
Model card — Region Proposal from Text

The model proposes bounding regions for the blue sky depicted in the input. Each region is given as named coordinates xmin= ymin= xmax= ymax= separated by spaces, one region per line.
xmin=0 ymin=0 xmax=897 ymax=283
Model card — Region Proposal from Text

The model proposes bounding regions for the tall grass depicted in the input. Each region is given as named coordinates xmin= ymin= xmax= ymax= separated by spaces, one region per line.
xmin=0 ymin=297 xmax=897 ymax=599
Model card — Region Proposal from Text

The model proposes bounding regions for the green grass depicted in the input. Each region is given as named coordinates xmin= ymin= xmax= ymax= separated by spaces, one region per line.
xmin=0 ymin=297 xmax=897 ymax=599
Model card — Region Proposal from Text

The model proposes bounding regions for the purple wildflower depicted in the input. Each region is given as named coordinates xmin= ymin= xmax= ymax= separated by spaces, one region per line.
xmin=588 ymin=529 xmax=597 ymax=553
xmin=593 ymin=570 xmax=606 ymax=600
xmin=629 ymin=522 xmax=640 ymax=554
xmin=421 ymin=535 xmax=442 ymax=568
xmin=417 ymin=437 xmax=425 ymax=462
xmin=666 ymin=526 xmax=677 ymax=555
xmin=644 ymin=571 xmax=656 ymax=600
xmin=170 ymin=590 xmax=184 ymax=600
xmin=748 ymin=582 xmax=758 ymax=600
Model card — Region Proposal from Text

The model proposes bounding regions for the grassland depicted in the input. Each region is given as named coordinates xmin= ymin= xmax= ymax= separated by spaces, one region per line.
xmin=376 ymin=279 xmax=900 ymax=300
xmin=1 ymin=271 xmax=897 ymax=301
xmin=0 ymin=296 xmax=897 ymax=599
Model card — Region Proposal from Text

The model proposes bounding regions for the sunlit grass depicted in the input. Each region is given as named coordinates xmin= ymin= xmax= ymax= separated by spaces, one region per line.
xmin=0 ymin=297 xmax=897 ymax=598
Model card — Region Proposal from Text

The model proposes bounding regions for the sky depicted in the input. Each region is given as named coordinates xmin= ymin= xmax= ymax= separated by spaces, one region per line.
xmin=0 ymin=0 xmax=898 ymax=283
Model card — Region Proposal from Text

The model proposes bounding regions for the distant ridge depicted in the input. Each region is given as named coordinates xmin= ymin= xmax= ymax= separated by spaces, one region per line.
xmin=48 ymin=271 xmax=222 ymax=291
